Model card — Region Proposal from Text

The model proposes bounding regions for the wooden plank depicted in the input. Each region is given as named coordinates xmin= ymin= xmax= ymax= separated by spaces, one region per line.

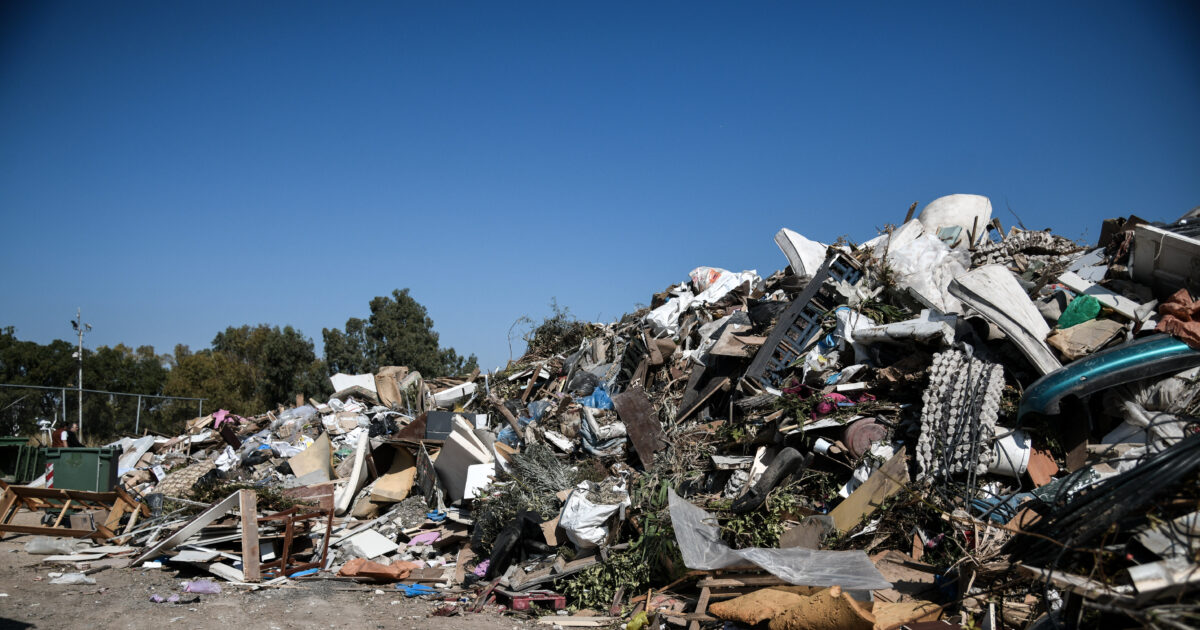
xmin=0 ymin=488 xmax=18 ymax=536
xmin=239 ymin=490 xmax=261 ymax=582
xmin=697 ymin=575 xmax=790 ymax=588
xmin=0 ymin=524 xmax=97 ymax=537
xmin=51 ymin=499 xmax=72 ymax=529
xmin=676 ymin=376 xmax=730 ymax=423
xmin=488 ymin=394 xmax=523 ymax=434
xmin=611 ymin=386 xmax=668 ymax=469
xmin=829 ymin=446 xmax=909 ymax=533
xmin=120 ymin=506 xmax=141 ymax=541
xmin=537 ymin=617 xmax=618 ymax=627
xmin=687 ymin=587 xmax=711 ymax=630
xmin=454 ymin=544 xmax=474 ymax=586
xmin=129 ymin=491 xmax=241 ymax=566
xmin=10 ymin=487 xmax=119 ymax=502
xmin=1016 ymin=563 xmax=1135 ymax=605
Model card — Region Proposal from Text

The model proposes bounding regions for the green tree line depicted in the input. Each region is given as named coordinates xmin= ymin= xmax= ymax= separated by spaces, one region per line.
xmin=0 ymin=289 xmax=476 ymax=440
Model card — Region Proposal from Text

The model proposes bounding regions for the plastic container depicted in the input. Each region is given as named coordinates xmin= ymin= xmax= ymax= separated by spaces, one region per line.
xmin=988 ymin=430 xmax=1032 ymax=478
xmin=43 ymin=447 xmax=120 ymax=492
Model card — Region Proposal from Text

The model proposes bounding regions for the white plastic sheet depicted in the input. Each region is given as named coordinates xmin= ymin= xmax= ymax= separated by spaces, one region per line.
xmin=559 ymin=482 xmax=630 ymax=548
xmin=885 ymin=224 xmax=971 ymax=314
xmin=646 ymin=269 xmax=763 ymax=337
xmin=668 ymin=490 xmax=891 ymax=590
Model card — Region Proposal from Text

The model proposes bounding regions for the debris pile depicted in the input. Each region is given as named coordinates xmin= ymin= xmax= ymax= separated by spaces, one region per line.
xmin=4 ymin=195 xmax=1200 ymax=629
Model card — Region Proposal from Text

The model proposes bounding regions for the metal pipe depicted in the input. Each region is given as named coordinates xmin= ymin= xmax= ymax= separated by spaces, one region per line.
xmin=135 ymin=395 xmax=142 ymax=434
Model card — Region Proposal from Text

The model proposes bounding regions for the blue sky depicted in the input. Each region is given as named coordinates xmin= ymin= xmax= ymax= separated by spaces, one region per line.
xmin=2 ymin=1 xmax=1198 ymax=372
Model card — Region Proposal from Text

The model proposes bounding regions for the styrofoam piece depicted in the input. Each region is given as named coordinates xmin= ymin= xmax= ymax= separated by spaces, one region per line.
xmin=329 ymin=373 xmax=378 ymax=394
xmin=775 ymin=228 xmax=829 ymax=280
xmin=917 ymin=194 xmax=992 ymax=249
xmin=462 ymin=462 xmax=495 ymax=501
xmin=339 ymin=529 xmax=399 ymax=559
xmin=988 ymin=430 xmax=1032 ymax=478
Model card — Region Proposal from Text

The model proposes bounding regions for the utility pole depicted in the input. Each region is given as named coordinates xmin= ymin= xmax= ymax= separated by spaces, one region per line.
xmin=70 ymin=308 xmax=91 ymax=442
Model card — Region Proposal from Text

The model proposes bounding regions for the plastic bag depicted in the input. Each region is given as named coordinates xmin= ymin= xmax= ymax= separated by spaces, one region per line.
xmin=883 ymin=221 xmax=970 ymax=314
xmin=559 ymin=482 xmax=630 ymax=548
xmin=50 ymin=573 xmax=95 ymax=585
xmin=578 ymin=385 xmax=613 ymax=410
xmin=668 ymin=490 xmax=891 ymax=590
xmin=26 ymin=537 xmax=90 ymax=555
xmin=1057 ymin=295 xmax=1101 ymax=329
xmin=182 ymin=579 xmax=221 ymax=594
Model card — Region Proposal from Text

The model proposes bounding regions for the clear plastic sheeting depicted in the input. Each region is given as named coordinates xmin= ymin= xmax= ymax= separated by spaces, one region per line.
xmin=668 ymin=490 xmax=891 ymax=590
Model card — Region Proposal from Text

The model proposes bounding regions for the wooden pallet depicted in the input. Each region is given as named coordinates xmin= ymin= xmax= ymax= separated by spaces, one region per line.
xmin=0 ymin=483 xmax=149 ymax=541
xmin=687 ymin=570 xmax=789 ymax=630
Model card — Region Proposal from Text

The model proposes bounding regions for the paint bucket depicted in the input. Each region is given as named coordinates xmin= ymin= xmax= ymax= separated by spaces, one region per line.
xmin=988 ymin=430 xmax=1031 ymax=478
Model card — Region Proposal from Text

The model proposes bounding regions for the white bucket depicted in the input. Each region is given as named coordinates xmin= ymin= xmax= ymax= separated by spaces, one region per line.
xmin=988 ymin=430 xmax=1031 ymax=478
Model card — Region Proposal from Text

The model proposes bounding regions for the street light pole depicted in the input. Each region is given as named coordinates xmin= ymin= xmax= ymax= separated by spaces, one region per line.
xmin=71 ymin=308 xmax=91 ymax=442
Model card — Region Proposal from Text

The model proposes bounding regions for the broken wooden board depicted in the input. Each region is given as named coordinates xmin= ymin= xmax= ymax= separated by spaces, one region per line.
xmin=288 ymin=433 xmax=333 ymax=482
xmin=129 ymin=491 xmax=242 ymax=566
xmin=239 ymin=489 xmax=260 ymax=582
xmin=536 ymin=616 xmax=618 ymax=626
xmin=0 ymin=485 xmax=147 ymax=542
xmin=1016 ymin=563 xmax=1136 ymax=605
xmin=369 ymin=447 xmax=416 ymax=503
xmin=676 ymin=376 xmax=731 ymax=423
xmin=709 ymin=328 xmax=765 ymax=358
xmin=829 ymin=446 xmax=909 ymax=533
xmin=611 ymin=386 xmax=668 ymax=469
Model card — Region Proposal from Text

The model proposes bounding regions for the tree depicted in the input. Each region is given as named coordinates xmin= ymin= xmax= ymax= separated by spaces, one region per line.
xmin=212 ymin=324 xmax=329 ymax=408
xmin=323 ymin=289 xmax=478 ymax=377
xmin=164 ymin=344 xmax=257 ymax=415
xmin=0 ymin=327 xmax=76 ymax=436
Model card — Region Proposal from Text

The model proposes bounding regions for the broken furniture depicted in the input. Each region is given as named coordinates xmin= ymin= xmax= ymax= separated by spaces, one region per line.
xmin=0 ymin=483 xmax=149 ymax=541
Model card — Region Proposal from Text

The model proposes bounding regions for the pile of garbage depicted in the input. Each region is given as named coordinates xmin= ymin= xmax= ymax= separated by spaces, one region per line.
xmin=7 ymin=194 xmax=1200 ymax=630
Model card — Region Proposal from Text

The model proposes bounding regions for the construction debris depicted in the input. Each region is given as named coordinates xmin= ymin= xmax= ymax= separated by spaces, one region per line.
xmin=3 ymin=196 xmax=1200 ymax=629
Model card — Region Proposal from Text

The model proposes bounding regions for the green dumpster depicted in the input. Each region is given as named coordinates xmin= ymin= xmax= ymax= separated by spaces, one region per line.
xmin=15 ymin=444 xmax=47 ymax=484
xmin=0 ymin=437 xmax=45 ymax=484
xmin=44 ymin=447 xmax=120 ymax=492
xmin=0 ymin=437 xmax=28 ymax=481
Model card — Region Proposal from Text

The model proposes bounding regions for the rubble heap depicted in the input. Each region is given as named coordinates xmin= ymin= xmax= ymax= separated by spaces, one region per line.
xmin=5 ymin=196 xmax=1200 ymax=630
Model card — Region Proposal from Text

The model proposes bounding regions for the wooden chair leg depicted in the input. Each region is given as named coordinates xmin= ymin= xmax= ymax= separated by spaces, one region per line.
xmin=689 ymin=585 xmax=711 ymax=630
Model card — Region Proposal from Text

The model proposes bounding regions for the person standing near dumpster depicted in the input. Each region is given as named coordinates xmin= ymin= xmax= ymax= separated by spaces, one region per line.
xmin=54 ymin=423 xmax=84 ymax=447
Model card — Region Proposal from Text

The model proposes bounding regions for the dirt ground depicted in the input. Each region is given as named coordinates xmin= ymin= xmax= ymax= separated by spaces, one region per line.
xmin=0 ymin=538 xmax=542 ymax=630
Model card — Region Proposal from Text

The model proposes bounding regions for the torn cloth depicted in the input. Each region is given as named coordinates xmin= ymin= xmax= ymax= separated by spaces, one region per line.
xmin=1157 ymin=289 xmax=1200 ymax=350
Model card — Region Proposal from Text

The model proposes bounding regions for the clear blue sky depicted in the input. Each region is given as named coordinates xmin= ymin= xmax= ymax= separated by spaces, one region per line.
xmin=2 ymin=1 xmax=1197 ymax=372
